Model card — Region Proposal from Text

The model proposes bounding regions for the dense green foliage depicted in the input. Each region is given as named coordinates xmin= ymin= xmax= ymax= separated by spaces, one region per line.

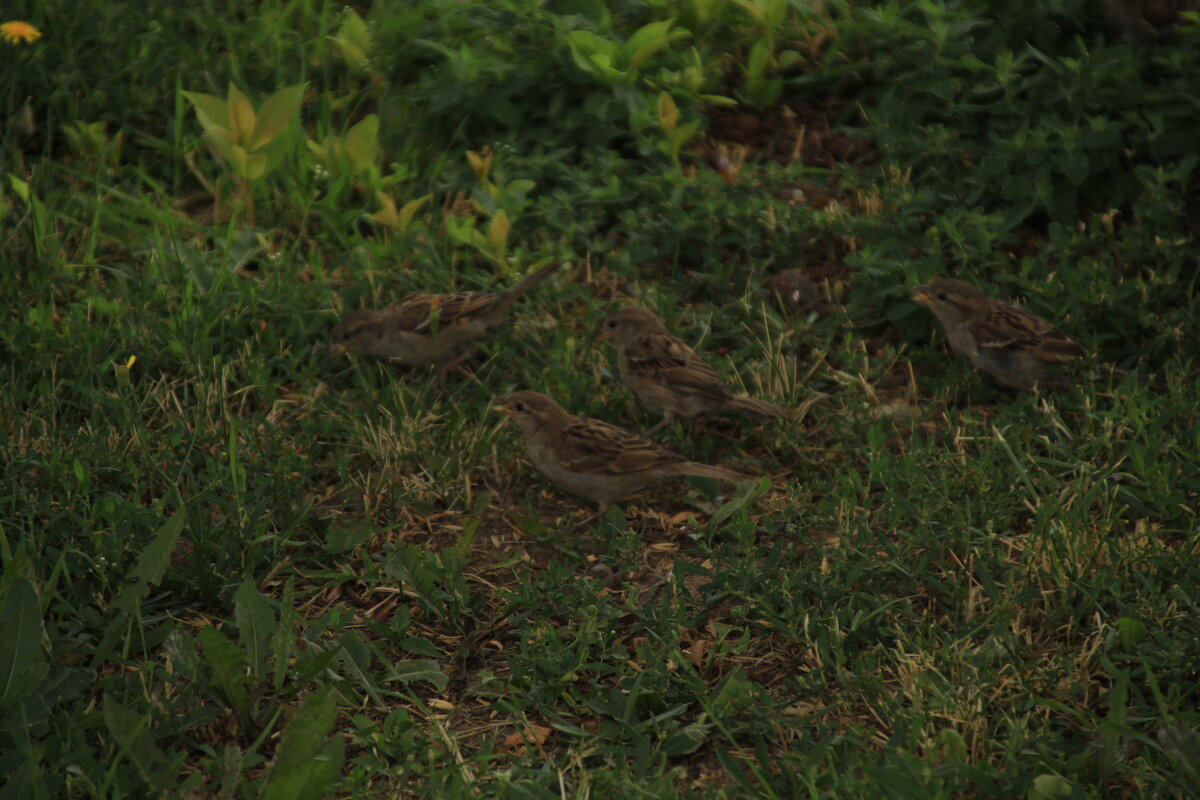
xmin=2 ymin=0 xmax=1198 ymax=796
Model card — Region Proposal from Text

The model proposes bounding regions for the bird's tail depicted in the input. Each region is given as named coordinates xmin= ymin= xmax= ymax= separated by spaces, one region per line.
xmin=500 ymin=261 xmax=563 ymax=303
xmin=676 ymin=462 xmax=756 ymax=483
xmin=724 ymin=395 xmax=785 ymax=421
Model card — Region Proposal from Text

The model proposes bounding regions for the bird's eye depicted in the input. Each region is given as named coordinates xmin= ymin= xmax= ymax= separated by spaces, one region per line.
xmin=514 ymin=402 xmax=525 ymax=412
xmin=607 ymin=320 xmax=618 ymax=328
xmin=937 ymin=293 xmax=947 ymax=301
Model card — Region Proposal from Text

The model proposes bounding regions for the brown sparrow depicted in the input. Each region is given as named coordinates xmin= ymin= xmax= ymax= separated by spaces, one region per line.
xmin=913 ymin=277 xmax=1088 ymax=391
xmin=495 ymin=391 xmax=753 ymax=528
xmin=596 ymin=306 xmax=784 ymax=434
xmin=328 ymin=261 xmax=561 ymax=368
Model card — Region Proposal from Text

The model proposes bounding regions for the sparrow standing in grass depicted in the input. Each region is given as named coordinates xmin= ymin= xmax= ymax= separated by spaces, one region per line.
xmin=912 ymin=277 xmax=1089 ymax=391
xmin=328 ymin=261 xmax=561 ymax=369
xmin=597 ymin=305 xmax=784 ymax=434
xmin=495 ymin=391 xmax=753 ymax=529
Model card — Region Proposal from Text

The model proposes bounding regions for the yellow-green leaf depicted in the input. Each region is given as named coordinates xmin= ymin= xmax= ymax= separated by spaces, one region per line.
xmin=343 ymin=115 xmax=379 ymax=173
xmin=734 ymin=0 xmax=766 ymax=25
xmin=305 ymin=137 xmax=331 ymax=162
xmin=566 ymin=30 xmax=616 ymax=78
xmin=226 ymin=84 xmax=255 ymax=144
xmin=248 ymin=83 xmax=305 ymax=152
xmin=397 ymin=195 xmax=430 ymax=231
xmin=334 ymin=10 xmax=372 ymax=69
xmin=657 ymin=91 xmax=678 ymax=133
xmin=182 ymin=91 xmax=231 ymax=137
xmin=223 ymin=142 xmax=248 ymax=176
xmin=366 ymin=192 xmax=400 ymax=230
xmin=487 ymin=209 xmax=510 ymax=252
xmin=621 ymin=19 xmax=688 ymax=71
xmin=204 ymin=131 xmax=238 ymax=165
xmin=466 ymin=149 xmax=492 ymax=182
xmin=699 ymin=93 xmax=738 ymax=107
xmin=334 ymin=39 xmax=367 ymax=69
xmin=244 ymin=151 xmax=268 ymax=180
xmin=8 ymin=174 xmax=29 ymax=201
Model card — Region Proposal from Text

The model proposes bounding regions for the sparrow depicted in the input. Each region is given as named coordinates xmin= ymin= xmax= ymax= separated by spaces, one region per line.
xmin=596 ymin=305 xmax=785 ymax=434
xmin=328 ymin=261 xmax=561 ymax=368
xmin=912 ymin=277 xmax=1088 ymax=391
xmin=495 ymin=391 xmax=753 ymax=529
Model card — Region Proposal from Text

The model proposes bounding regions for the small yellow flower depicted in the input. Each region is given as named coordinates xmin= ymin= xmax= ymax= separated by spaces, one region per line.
xmin=1 ymin=21 xmax=42 ymax=45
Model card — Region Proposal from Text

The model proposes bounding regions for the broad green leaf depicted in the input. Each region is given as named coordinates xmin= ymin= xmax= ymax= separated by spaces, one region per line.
xmin=1028 ymin=774 xmax=1072 ymax=800
xmin=272 ymin=579 xmax=299 ymax=691
xmin=397 ymin=194 xmax=430 ymax=231
xmin=226 ymin=84 xmax=255 ymax=143
xmin=708 ymin=669 xmax=755 ymax=718
xmin=587 ymin=52 xmax=623 ymax=82
xmin=0 ymin=579 xmax=43 ymax=708
xmin=764 ymin=0 xmax=787 ymax=28
xmin=566 ymin=30 xmax=615 ymax=77
xmin=248 ymin=83 xmax=306 ymax=152
xmin=220 ymin=142 xmax=248 ymax=176
xmin=334 ymin=631 xmax=384 ymax=704
xmin=444 ymin=216 xmax=477 ymax=247
xmin=203 ymin=133 xmax=238 ymax=170
xmin=505 ymin=178 xmax=535 ymax=196
xmin=182 ymin=91 xmax=230 ymax=137
xmin=710 ymin=475 xmax=769 ymax=526
xmin=366 ymin=193 xmax=400 ymax=229
xmin=487 ymin=209 xmax=510 ymax=252
xmin=338 ymin=10 xmax=371 ymax=52
xmin=198 ymin=625 xmax=249 ymax=719
xmin=466 ymin=148 xmax=492 ymax=182
xmin=261 ymin=687 xmax=343 ymax=800
xmin=233 ymin=580 xmax=276 ymax=679
xmin=244 ymin=151 xmax=269 ymax=181
xmin=746 ymin=39 xmax=772 ymax=79
xmin=130 ymin=508 xmax=185 ymax=586
xmin=621 ymin=19 xmax=687 ymax=71
xmin=677 ymin=120 xmax=700 ymax=144
xmin=657 ymin=91 xmax=679 ymax=132
xmin=305 ymin=136 xmax=332 ymax=162
xmin=343 ymin=114 xmax=379 ymax=172
xmin=103 ymin=693 xmax=172 ymax=790
xmin=385 ymin=659 xmax=448 ymax=691
xmin=333 ymin=9 xmax=372 ymax=69
xmin=334 ymin=39 xmax=367 ymax=68
xmin=398 ymin=637 xmax=439 ymax=658
xmin=734 ymin=0 xmax=766 ymax=25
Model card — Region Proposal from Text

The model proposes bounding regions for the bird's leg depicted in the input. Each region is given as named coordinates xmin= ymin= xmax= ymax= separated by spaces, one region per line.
xmin=643 ymin=411 xmax=675 ymax=436
xmin=572 ymin=503 xmax=610 ymax=531
xmin=437 ymin=347 xmax=477 ymax=380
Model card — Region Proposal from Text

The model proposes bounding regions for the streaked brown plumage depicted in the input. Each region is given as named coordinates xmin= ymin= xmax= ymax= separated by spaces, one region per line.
xmin=913 ymin=277 xmax=1087 ymax=391
xmin=597 ymin=306 xmax=784 ymax=434
xmin=328 ymin=261 xmax=561 ymax=368
xmin=495 ymin=391 xmax=752 ymax=528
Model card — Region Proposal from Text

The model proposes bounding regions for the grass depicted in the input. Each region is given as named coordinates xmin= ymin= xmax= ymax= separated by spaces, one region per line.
xmin=2 ymin=0 xmax=1199 ymax=797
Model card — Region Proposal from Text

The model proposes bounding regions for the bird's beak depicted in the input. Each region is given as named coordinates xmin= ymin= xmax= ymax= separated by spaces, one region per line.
xmin=326 ymin=342 xmax=349 ymax=357
xmin=493 ymin=395 xmax=515 ymax=415
xmin=912 ymin=285 xmax=933 ymax=307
